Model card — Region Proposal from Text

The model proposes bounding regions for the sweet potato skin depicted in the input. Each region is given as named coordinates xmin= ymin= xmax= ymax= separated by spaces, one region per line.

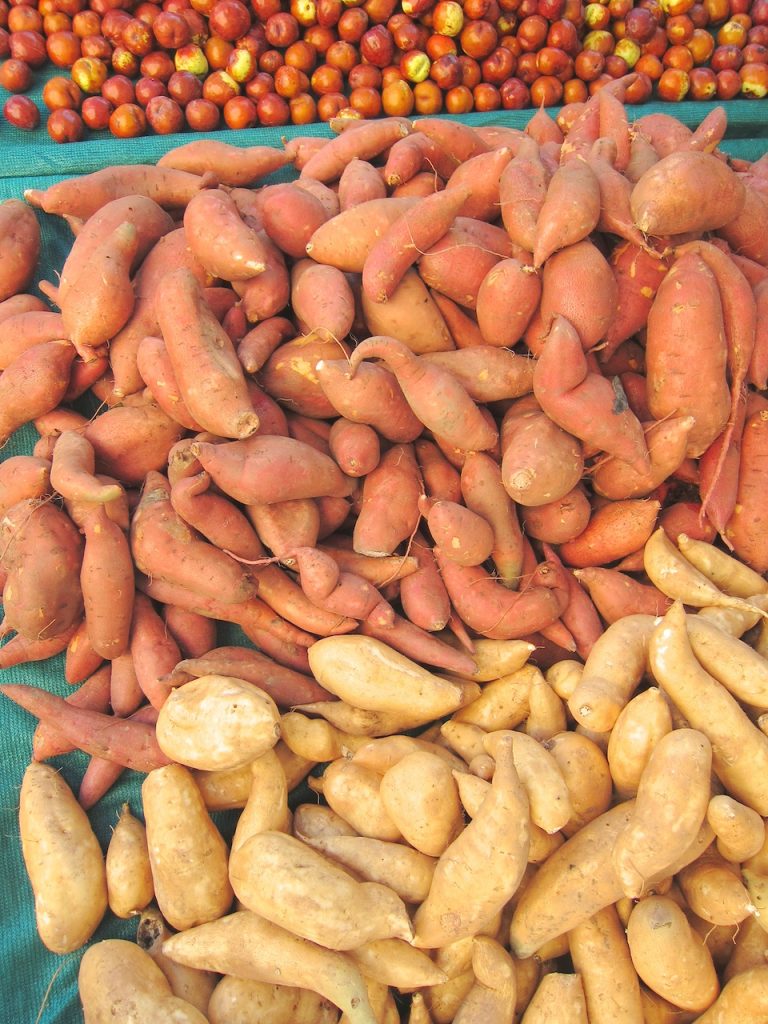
xmin=0 ymin=199 xmax=40 ymax=302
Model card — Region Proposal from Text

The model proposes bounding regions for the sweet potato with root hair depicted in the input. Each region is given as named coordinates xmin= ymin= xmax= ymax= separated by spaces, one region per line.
xmin=533 ymin=315 xmax=649 ymax=475
xmin=84 ymin=399 xmax=185 ymax=486
xmin=156 ymin=269 xmax=260 ymax=440
xmin=631 ymin=150 xmax=746 ymax=236
xmin=500 ymin=395 xmax=584 ymax=507
xmin=260 ymin=333 xmax=353 ymax=421
xmin=289 ymin=546 xmax=394 ymax=627
xmin=0 ymin=340 xmax=76 ymax=446
xmin=0 ymin=311 xmax=67 ymax=370
xmin=131 ymin=471 xmax=257 ymax=607
xmin=0 ymin=455 xmax=51 ymax=517
xmin=24 ymin=164 xmax=211 ymax=220
xmin=353 ymin=442 xmax=422 ymax=558
xmin=138 ymin=576 xmax=313 ymax=672
xmin=434 ymin=551 xmax=569 ymax=640
xmin=0 ymin=199 xmax=40 ymax=302
xmin=363 ymin=186 xmax=469 ymax=304
xmin=316 ymin=358 xmax=423 ymax=444
xmin=290 ymin=259 xmax=355 ymax=343
xmin=528 ymin=240 xmax=618 ymax=355
xmin=305 ymin=196 xmax=419 ymax=272
xmin=193 ymin=435 xmax=355 ymax=506
xmin=81 ymin=503 xmax=134 ymax=660
xmin=1 ymin=498 xmax=83 ymax=640
xmin=158 ymin=140 xmax=291 ymax=185
xmin=533 ymin=156 xmax=601 ymax=269
xmin=362 ymin=268 xmax=455 ymax=355
xmin=645 ymin=249 xmax=730 ymax=458
xmin=559 ymin=499 xmax=661 ymax=569
xmin=349 ymin=335 xmax=497 ymax=453
xmin=383 ymin=133 xmax=453 ymax=187
xmin=338 ymin=158 xmax=387 ymax=210
xmin=110 ymin=227 xmax=213 ymax=399
xmin=573 ymin=567 xmax=672 ymax=623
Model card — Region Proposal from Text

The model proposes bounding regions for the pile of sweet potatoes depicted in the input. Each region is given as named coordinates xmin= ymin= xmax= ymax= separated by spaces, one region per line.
xmin=3 ymin=74 xmax=768 ymax=1021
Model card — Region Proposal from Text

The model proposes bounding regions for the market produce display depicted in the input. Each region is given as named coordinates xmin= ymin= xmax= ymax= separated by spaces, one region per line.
xmin=3 ymin=96 xmax=768 ymax=1021
xmin=0 ymin=0 xmax=767 ymax=139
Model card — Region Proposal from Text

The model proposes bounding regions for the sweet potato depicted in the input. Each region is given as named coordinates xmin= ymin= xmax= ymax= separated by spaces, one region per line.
xmin=500 ymin=396 xmax=584 ymax=507
xmin=352 ymin=441 xmax=421 ymax=557
xmin=231 ymin=229 xmax=290 ymax=324
xmin=361 ymin=267 xmax=455 ymax=355
xmin=1 ymin=498 xmax=83 ymax=640
xmin=80 ymin=503 xmax=135 ymax=660
xmin=475 ymin=258 xmax=541 ymax=348
xmin=612 ymin=728 xmax=712 ymax=899
xmin=161 ymin=911 xmax=378 ymax=1024
xmin=573 ymin=566 xmax=672 ymax=622
xmin=445 ymin=146 xmax=514 ymax=222
xmin=184 ymin=188 xmax=269 ymax=281
xmin=461 ymin=451 xmax=525 ymax=588
xmin=632 ymin=150 xmax=746 ymax=235
xmin=137 ymin=335 xmax=203 ymax=431
xmin=0 ymin=339 xmax=76 ymax=446
xmin=316 ymin=357 xmax=423 ymax=443
xmin=50 ymin=430 xmax=123 ymax=505
xmin=591 ymin=415 xmax=695 ymax=500
xmin=260 ymin=332 xmax=353 ymax=420
xmin=109 ymin=227 xmax=213 ymax=398
xmin=328 ymin=418 xmax=380 ymax=478
xmin=300 ymin=118 xmax=410 ymax=183
xmin=306 ymin=196 xmax=419 ymax=272
xmin=156 ymin=268 xmax=260 ymax=439
xmin=193 ymin=434 xmax=355 ymax=506
xmin=290 ymin=258 xmax=355 ymax=342
xmin=338 ymin=157 xmax=388 ymax=209
xmin=156 ymin=673 xmax=280 ymax=771
xmin=724 ymin=407 xmax=768 ymax=572
xmin=130 ymin=470 xmax=257 ymax=606
xmin=0 ymin=309 xmax=68 ymax=370
xmin=260 ymin=183 xmax=329 ymax=259
xmin=412 ymin=730 xmax=529 ymax=948
xmin=19 ymin=762 xmax=107 ymax=954
xmin=363 ymin=186 xmax=469 ymax=304
xmin=416 ymin=221 xmax=513 ymax=310
xmin=0 ymin=198 xmax=40 ymax=302
xmin=158 ymin=139 xmax=291 ymax=185
xmin=626 ymin=897 xmax=719 ymax=1014
xmin=649 ymin=601 xmax=768 ymax=814
xmin=24 ymin=164 xmax=211 ymax=219
xmin=349 ymin=335 xmax=497 ymax=453
xmin=532 ymin=315 xmax=650 ymax=474
xmin=559 ymin=499 xmax=660 ymax=569
xmin=420 ymin=496 xmax=495 ymax=567
xmin=498 ymin=135 xmax=548 ymax=253
xmin=0 ymin=455 xmax=51 ymax=517
xmin=533 ymin=156 xmax=601 ymax=268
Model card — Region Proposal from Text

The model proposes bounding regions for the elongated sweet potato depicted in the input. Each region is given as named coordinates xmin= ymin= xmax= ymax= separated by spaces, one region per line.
xmin=0 ymin=339 xmax=76 ymax=448
xmin=315 ymin=358 xmax=423 ymax=443
xmin=306 ymin=197 xmax=419 ymax=273
xmin=158 ymin=140 xmax=291 ymax=185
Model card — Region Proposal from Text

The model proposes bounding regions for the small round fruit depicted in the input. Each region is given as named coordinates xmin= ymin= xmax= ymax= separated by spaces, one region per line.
xmin=109 ymin=100 xmax=147 ymax=136
xmin=3 ymin=92 xmax=39 ymax=128
xmin=47 ymin=107 xmax=85 ymax=141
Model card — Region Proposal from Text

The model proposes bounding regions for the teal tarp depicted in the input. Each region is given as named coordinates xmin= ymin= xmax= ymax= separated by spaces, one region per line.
xmin=0 ymin=102 xmax=766 ymax=1024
